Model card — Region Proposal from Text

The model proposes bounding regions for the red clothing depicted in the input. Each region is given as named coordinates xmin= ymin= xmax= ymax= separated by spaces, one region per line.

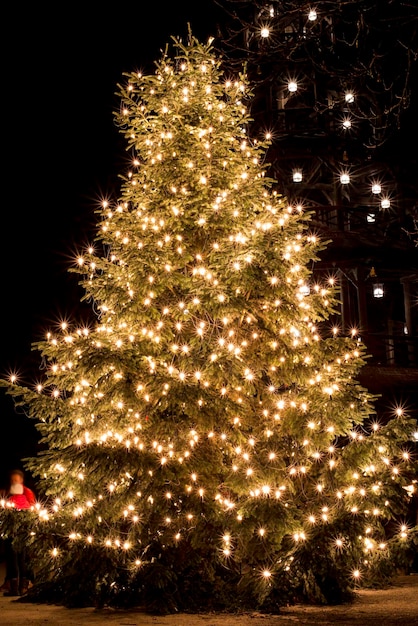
xmin=6 ymin=486 xmax=36 ymax=510
xmin=22 ymin=486 xmax=36 ymax=506
xmin=8 ymin=493 xmax=30 ymax=509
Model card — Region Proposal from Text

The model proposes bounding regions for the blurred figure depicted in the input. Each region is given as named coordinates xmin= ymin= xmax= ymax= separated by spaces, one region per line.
xmin=1 ymin=469 xmax=36 ymax=596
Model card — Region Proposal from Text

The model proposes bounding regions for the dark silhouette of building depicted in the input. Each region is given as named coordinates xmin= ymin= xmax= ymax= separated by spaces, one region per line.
xmin=215 ymin=0 xmax=418 ymax=418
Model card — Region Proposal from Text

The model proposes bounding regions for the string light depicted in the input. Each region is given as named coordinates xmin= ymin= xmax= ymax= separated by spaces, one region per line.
xmin=1 ymin=31 xmax=415 ymax=612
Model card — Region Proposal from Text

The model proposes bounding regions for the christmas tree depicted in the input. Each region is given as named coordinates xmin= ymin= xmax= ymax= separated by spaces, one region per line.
xmin=1 ymin=32 xmax=417 ymax=613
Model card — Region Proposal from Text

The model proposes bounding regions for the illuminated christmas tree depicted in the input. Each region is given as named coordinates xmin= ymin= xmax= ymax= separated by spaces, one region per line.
xmin=1 ymin=33 xmax=417 ymax=613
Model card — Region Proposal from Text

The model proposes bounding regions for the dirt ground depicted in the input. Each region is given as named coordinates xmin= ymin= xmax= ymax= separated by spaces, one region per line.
xmin=0 ymin=574 xmax=417 ymax=626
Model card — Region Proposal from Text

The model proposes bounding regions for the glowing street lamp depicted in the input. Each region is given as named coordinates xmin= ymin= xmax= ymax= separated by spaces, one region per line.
xmin=372 ymin=283 xmax=384 ymax=298
xmin=292 ymin=169 xmax=303 ymax=182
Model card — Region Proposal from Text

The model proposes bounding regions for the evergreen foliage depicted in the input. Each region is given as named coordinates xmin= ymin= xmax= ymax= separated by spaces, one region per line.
xmin=1 ymin=33 xmax=417 ymax=613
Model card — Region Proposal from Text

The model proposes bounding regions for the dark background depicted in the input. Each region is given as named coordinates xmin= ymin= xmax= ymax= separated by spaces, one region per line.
xmin=0 ymin=1 xmax=225 ymax=487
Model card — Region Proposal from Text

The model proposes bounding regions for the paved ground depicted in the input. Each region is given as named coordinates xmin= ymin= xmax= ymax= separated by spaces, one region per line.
xmin=0 ymin=574 xmax=417 ymax=626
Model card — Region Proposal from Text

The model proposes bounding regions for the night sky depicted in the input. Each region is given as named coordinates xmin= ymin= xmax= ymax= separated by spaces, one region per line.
xmin=1 ymin=1 xmax=225 ymax=483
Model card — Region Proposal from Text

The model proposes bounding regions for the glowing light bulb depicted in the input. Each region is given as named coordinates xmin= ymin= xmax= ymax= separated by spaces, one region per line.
xmin=260 ymin=27 xmax=270 ymax=38
xmin=288 ymin=80 xmax=298 ymax=92
xmin=340 ymin=173 xmax=350 ymax=185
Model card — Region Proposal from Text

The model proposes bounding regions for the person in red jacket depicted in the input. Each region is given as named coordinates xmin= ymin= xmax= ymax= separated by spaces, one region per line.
xmin=1 ymin=469 xmax=36 ymax=596
xmin=6 ymin=470 xmax=36 ymax=509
